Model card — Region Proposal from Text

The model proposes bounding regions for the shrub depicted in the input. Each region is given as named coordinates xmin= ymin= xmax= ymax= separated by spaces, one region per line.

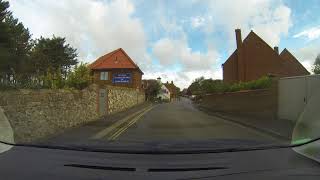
xmin=188 ymin=76 xmax=273 ymax=95
xmin=66 ymin=63 xmax=92 ymax=90
xmin=41 ymin=68 xmax=65 ymax=89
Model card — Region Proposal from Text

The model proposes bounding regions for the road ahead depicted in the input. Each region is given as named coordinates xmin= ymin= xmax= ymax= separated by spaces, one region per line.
xmin=114 ymin=97 xmax=279 ymax=143
xmin=43 ymin=97 xmax=282 ymax=146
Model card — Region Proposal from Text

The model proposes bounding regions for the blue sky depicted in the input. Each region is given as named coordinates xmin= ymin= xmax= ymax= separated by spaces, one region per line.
xmin=9 ymin=0 xmax=320 ymax=88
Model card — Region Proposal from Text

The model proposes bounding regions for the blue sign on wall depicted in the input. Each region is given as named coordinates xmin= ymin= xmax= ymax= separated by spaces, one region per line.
xmin=112 ymin=73 xmax=131 ymax=83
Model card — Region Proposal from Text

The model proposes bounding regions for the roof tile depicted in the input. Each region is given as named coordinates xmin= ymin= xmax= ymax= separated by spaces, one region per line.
xmin=89 ymin=48 xmax=143 ymax=74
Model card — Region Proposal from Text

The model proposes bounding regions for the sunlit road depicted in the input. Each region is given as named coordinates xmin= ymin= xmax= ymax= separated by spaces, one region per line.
xmin=114 ymin=97 xmax=279 ymax=143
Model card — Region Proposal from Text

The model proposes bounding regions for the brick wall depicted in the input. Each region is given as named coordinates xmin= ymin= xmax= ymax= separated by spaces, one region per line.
xmin=223 ymin=51 xmax=238 ymax=84
xmin=199 ymin=87 xmax=278 ymax=120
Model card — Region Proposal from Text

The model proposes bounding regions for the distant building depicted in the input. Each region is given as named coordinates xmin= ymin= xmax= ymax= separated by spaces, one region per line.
xmin=164 ymin=81 xmax=179 ymax=100
xmin=89 ymin=48 xmax=144 ymax=89
xmin=222 ymin=29 xmax=309 ymax=83
xmin=154 ymin=77 xmax=169 ymax=101
xmin=157 ymin=86 xmax=171 ymax=101
xmin=150 ymin=78 xmax=179 ymax=101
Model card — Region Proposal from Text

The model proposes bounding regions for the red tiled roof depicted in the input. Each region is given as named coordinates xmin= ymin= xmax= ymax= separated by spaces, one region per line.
xmin=89 ymin=48 xmax=143 ymax=74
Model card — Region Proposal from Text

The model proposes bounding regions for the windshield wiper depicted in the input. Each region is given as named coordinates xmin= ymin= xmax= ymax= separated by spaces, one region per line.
xmin=0 ymin=137 xmax=319 ymax=154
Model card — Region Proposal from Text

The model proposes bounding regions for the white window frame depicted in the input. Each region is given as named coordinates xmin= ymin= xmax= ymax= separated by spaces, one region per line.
xmin=100 ymin=71 xmax=109 ymax=80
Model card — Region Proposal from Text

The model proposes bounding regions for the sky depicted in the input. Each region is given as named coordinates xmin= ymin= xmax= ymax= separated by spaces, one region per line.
xmin=8 ymin=0 xmax=320 ymax=88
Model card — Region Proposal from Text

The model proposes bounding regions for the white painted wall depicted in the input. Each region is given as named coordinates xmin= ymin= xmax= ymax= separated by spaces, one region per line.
xmin=278 ymin=75 xmax=320 ymax=122
xmin=157 ymin=84 xmax=171 ymax=100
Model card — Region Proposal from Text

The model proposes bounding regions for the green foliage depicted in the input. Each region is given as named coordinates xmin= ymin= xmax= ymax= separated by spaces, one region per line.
xmin=145 ymin=80 xmax=161 ymax=99
xmin=66 ymin=63 xmax=92 ymax=90
xmin=187 ymin=76 xmax=273 ymax=95
xmin=31 ymin=36 xmax=78 ymax=77
xmin=0 ymin=0 xmax=80 ymax=89
xmin=36 ymin=63 xmax=91 ymax=90
xmin=41 ymin=67 xmax=65 ymax=89
xmin=187 ymin=76 xmax=204 ymax=95
xmin=0 ymin=0 xmax=32 ymax=80
xmin=313 ymin=55 xmax=320 ymax=74
xmin=0 ymin=0 xmax=79 ymax=89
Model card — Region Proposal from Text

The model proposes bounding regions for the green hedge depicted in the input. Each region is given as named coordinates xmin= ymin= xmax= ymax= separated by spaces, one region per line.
xmin=226 ymin=76 xmax=273 ymax=92
xmin=188 ymin=76 xmax=273 ymax=95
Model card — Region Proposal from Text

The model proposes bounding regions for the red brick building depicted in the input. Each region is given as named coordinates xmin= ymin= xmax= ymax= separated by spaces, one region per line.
xmin=222 ymin=29 xmax=309 ymax=83
xmin=89 ymin=48 xmax=143 ymax=89
xmin=164 ymin=81 xmax=179 ymax=100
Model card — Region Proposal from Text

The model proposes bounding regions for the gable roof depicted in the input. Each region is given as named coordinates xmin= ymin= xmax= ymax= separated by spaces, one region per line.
xmin=89 ymin=48 xmax=143 ymax=74
xmin=224 ymin=31 xmax=281 ymax=65
xmin=280 ymin=48 xmax=310 ymax=74
xmin=243 ymin=31 xmax=281 ymax=57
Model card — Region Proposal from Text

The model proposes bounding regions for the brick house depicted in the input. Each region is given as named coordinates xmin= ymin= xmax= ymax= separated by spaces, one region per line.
xmin=222 ymin=29 xmax=309 ymax=83
xmin=89 ymin=48 xmax=144 ymax=89
xmin=164 ymin=81 xmax=179 ymax=100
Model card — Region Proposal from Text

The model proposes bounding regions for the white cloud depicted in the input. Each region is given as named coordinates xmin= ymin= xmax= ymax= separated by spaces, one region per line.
xmin=151 ymin=37 xmax=221 ymax=88
xmin=293 ymin=26 xmax=320 ymax=41
xmin=152 ymin=38 xmax=219 ymax=71
xmin=9 ymin=0 xmax=148 ymax=66
xmin=202 ymin=0 xmax=292 ymax=46
xmin=190 ymin=15 xmax=214 ymax=33
xmin=143 ymin=69 xmax=222 ymax=89
xmin=294 ymin=44 xmax=319 ymax=72
xmin=191 ymin=16 xmax=206 ymax=28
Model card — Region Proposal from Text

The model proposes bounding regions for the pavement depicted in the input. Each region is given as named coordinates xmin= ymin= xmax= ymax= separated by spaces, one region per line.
xmin=197 ymin=106 xmax=294 ymax=141
xmin=40 ymin=97 xmax=290 ymax=147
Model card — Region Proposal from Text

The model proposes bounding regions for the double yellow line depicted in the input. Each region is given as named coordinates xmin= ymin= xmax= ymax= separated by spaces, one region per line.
xmin=91 ymin=105 xmax=154 ymax=140
xmin=108 ymin=105 xmax=154 ymax=140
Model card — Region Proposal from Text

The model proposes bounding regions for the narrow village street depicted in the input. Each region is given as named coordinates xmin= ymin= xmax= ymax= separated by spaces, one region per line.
xmin=114 ymin=98 xmax=281 ymax=142
xmin=42 ymin=97 xmax=285 ymax=147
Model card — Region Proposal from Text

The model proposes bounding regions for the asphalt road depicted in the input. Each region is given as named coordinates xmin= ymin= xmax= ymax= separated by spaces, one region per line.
xmin=114 ymin=97 xmax=279 ymax=143
xmin=42 ymin=97 xmax=282 ymax=147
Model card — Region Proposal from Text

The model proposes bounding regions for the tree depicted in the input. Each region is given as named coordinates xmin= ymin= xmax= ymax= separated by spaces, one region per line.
xmin=31 ymin=36 xmax=78 ymax=78
xmin=145 ymin=80 xmax=161 ymax=100
xmin=0 ymin=0 xmax=11 ymax=77
xmin=0 ymin=0 xmax=32 ymax=83
xmin=313 ymin=54 xmax=320 ymax=74
xmin=5 ymin=14 xmax=32 ymax=79
xmin=187 ymin=76 xmax=204 ymax=95
xmin=66 ymin=63 xmax=91 ymax=90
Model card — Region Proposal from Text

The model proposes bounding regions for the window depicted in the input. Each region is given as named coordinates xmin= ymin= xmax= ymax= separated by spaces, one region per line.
xmin=100 ymin=72 xmax=109 ymax=80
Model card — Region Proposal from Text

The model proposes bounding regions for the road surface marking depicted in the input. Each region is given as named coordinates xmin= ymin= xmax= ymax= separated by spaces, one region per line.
xmin=91 ymin=105 xmax=152 ymax=139
xmin=108 ymin=106 xmax=155 ymax=140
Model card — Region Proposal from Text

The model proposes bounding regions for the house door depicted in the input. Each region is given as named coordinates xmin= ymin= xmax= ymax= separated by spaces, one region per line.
xmin=99 ymin=89 xmax=107 ymax=115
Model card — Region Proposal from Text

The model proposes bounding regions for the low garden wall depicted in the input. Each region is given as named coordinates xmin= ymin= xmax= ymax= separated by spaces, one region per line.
xmin=0 ymin=85 xmax=99 ymax=143
xmin=198 ymin=88 xmax=278 ymax=120
xmin=107 ymin=86 xmax=145 ymax=114
xmin=0 ymin=84 xmax=146 ymax=143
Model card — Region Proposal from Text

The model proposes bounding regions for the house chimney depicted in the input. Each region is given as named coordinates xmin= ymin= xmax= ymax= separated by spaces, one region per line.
xmin=235 ymin=29 xmax=245 ymax=81
xmin=274 ymin=46 xmax=279 ymax=54
xmin=171 ymin=81 xmax=173 ymax=84
xmin=157 ymin=77 xmax=161 ymax=84
xmin=235 ymin=29 xmax=242 ymax=49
